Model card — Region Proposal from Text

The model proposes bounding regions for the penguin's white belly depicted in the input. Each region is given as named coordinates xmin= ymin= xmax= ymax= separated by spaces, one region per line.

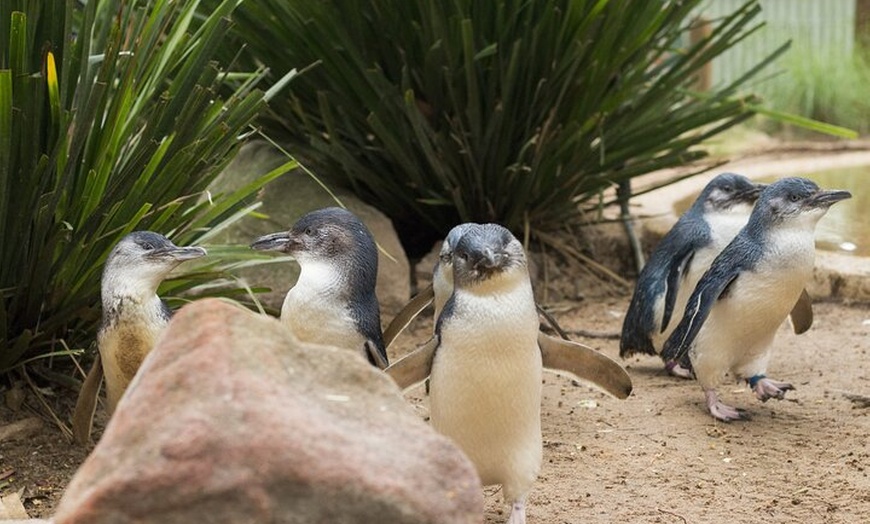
xmin=282 ymin=287 xmax=365 ymax=354
xmin=429 ymin=290 xmax=542 ymax=499
xmin=99 ymin=302 xmax=167 ymax=413
xmin=692 ymin=236 xmax=814 ymax=386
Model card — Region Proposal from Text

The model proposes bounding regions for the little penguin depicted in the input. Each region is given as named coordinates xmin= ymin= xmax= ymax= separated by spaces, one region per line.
xmin=383 ymin=223 xmax=632 ymax=399
xmin=385 ymin=224 xmax=630 ymax=523
xmin=661 ymin=177 xmax=851 ymax=421
xmin=250 ymin=207 xmax=388 ymax=368
xmin=74 ymin=231 xmax=206 ymax=442
xmin=620 ymin=173 xmax=766 ymax=378
xmin=430 ymin=223 xmax=543 ymax=523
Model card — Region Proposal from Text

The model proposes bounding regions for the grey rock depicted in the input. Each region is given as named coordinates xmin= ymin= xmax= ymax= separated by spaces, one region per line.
xmin=208 ymin=141 xmax=411 ymax=316
xmin=54 ymin=299 xmax=482 ymax=524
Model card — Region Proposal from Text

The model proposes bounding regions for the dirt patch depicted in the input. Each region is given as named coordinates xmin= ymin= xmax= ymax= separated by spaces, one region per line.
xmin=2 ymin=288 xmax=867 ymax=522
xmin=391 ymin=288 xmax=870 ymax=524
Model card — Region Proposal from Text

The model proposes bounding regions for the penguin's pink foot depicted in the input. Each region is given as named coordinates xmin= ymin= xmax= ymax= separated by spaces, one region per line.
xmin=665 ymin=360 xmax=694 ymax=379
xmin=749 ymin=375 xmax=794 ymax=402
xmin=705 ymin=389 xmax=749 ymax=421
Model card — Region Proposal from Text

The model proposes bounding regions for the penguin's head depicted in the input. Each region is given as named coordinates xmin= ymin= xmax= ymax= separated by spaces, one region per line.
xmin=103 ymin=231 xmax=207 ymax=296
xmin=435 ymin=223 xmax=477 ymax=280
xmin=451 ymin=223 xmax=527 ymax=288
xmin=251 ymin=207 xmax=377 ymax=271
xmin=698 ymin=172 xmax=765 ymax=214
xmin=756 ymin=177 xmax=851 ymax=227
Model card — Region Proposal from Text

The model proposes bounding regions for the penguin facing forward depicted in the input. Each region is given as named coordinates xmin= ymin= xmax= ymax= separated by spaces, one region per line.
xmin=620 ymin=173 xmax=765 ymax=378
xmin=662 ymin=177 xmax=851 ymax=421
xmin=383 ymin=223 xmax=632 ymax=399
xmin=73 ymin=231 xmax=207 ymax=443
xmin=250 ymin=207 xmax=388 ymax=368
xmin=430 ymin=223 xmax=542 ymax=524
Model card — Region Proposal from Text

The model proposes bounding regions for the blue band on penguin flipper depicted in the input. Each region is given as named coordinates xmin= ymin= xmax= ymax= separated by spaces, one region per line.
xmin=748 ymin=374 xmax=766 ymax=388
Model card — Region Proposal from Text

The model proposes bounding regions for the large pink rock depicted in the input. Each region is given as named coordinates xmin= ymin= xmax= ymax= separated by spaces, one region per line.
xmin=54 ymin=299 xmax=481 ymax=524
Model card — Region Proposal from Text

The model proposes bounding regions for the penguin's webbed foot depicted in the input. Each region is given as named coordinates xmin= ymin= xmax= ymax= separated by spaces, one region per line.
xmin=506 ymin=500 xmax=526 ymax=524
xmin=705 ymin=389 xmax=749 ymax=422
xmin=664 ymin=360 xmax=694 ymax=380
xmin=751 ymin=377 xmax=794 ymax=402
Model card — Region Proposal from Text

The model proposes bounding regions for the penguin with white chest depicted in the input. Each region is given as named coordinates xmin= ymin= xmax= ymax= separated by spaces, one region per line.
xmin=620 ymin=173 xmax=766 ymax=377
xmin=74 ymin=231 xmax=206 ymax=443
xmin=98 ymin=232 xmax=207 ymax=412
xmin=383 ymin=223 xmax=632 ymax=399
xmin=387 ymin=224 xmax=541 ymax=523
xmin=662 ymin=177 xmax=851 ymax=421
xmin=250 ymin=207 xmax=388 ymax=368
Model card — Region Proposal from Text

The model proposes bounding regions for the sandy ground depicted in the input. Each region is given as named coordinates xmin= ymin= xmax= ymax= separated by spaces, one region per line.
xmin=1 ymin=279 xmax=869 ymax=523
xmin=390 ymin=296 xmax=870 ymax=524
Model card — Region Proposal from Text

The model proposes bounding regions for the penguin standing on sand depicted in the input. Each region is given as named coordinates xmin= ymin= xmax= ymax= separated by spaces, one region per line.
xmin=250 ymin=207 xmax=388 ymax=368
xmin=430 ymin=224 xmax=542 ymax=524
xmin=662 ymin=177 xmax=851 ymax=421
xmin=74 ymin=232 xmax=206 ymax=442
xmin=387 ymin=223 xmax=630 ymax=523
xmin=620 ymin=173 xmax=766 ymax=377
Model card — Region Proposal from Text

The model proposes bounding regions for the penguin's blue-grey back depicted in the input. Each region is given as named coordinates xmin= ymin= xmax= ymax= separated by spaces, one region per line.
xmin=301 ymin=208 xmax=386 ymax=358
xmin=661 ymin=178 xmax=826 ymax=363
xmin=619 ymin=172 xmax=761 ymax=358
xmin=619 ymin=202 xmax=711 ymax=355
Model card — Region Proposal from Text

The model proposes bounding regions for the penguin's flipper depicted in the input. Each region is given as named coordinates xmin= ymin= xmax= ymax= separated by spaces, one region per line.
xmin=619 ymin=285 xmax=659 ymax=358
xmin=661 ymin=247 xmax=696 ymax=332
xmin=383 ymin=284 xmax=435 ymax=349
xmin=539 ymin=333 xmax=633 ymax=399
xmin=662 ymin=255 xmax=743 ymax=363
xmin=365 ymin=340 xmax=389 ymax=370
xmin=789 ymin=288 xmax=813 ymax=335
xmin=384 ymin=336 xmax=439 ymax=390
xmin=72 ymin=353 xmax=104 ymax=445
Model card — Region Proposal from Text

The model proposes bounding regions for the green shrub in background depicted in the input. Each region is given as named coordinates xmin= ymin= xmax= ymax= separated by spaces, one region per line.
xmin=0 ymin=0 xmax=296 ymax=375
xmin=751 ymin=41 xmax=870 ymax=137
xmin=213 ymin=0 xmax=800 ymax=256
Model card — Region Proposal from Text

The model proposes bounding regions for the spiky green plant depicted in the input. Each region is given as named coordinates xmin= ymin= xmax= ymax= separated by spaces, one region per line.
xmin=0 ymin=0 xmax=296 ymax=373
xmin=210 ymin=0 xmax=834 ymax=256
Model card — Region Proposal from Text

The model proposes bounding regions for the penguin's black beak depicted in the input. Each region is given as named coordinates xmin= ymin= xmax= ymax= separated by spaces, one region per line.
xmin=149 ymin=245 xmax=207 ymax=261
xmin=250 ymin=231 xmax=292 ymax=252
xmin=474 ymin=248 xmax=504 ymax=270
xmin=470 ymin=249 xmax=510 ymax=279
xmin=808 ymin=189 xmax=852 ymax=208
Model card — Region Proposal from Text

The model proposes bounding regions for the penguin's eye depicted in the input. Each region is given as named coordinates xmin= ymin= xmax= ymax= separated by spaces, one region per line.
xmin=721 ymin=185 xmax=733 ymax=193
xmin=140 ymin=242 xmax=155 ymax=250
xmin=304 ymin=227 xmax=315 ymax=236
xmin=456 ymin=252 xmax=468 ymax=262
xmin=789 ymin=194 xmax=801 ymax=203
